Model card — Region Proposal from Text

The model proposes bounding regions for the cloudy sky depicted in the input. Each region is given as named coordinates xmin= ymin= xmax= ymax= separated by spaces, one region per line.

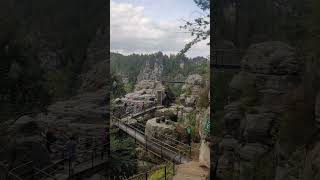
xmin=110 ymin=0 xmax=210 ymax=58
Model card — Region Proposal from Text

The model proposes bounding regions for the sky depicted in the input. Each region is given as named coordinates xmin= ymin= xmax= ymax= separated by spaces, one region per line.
xmin=110 ymin=0 xmax=210 ymax=58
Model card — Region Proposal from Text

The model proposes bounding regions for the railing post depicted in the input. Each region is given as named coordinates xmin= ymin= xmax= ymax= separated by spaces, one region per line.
xmin=31 ymin=163 xmax=35 ymax=180
xmin=173 ymin=162 xmax=175 ymax=175
xmin=164 ymin=166 xmax=167 ymax=180
xmin=68 ymin=158 xmax=71 ymax=177
xmin=91 ymin=151 xmax=94 ymax=168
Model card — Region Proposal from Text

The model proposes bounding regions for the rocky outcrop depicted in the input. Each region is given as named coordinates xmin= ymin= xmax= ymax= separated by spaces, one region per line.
xmin=179 ymin=74 xmax=205 ymax=108
xmin=316 ymin=91 xmax=320 ymax=129
xmin=137 ymin=58 xmax=163 ymax=82
xmin=215 ymin=41 xmax=305 ymax=180
xmin=145 ymin=117 xmax=177 ymax=141
xmin=134 ymin=80 xmax=164 ymax=92
xmin=112 ymin=80 xmax=164 ymax=116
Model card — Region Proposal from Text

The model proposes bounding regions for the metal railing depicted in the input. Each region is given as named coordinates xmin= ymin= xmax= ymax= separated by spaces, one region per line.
xmin=126 ymin=161 xmax=175 ymax=180
xmin=112 ymin=115 xmax=190 ymax=164
xmin=7 ymin=135 xmax=110 ymax=179
xmin=131 ymin=121 xmax=191 ymax=158
xmin=7 ymin=161 xmax=34 ymax=180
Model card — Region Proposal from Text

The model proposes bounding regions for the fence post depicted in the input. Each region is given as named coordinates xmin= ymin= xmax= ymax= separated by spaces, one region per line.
xmin=145 ymin=172 xmax=148 ymax=180
xmin=173 ymin=162 xmax=175 ymax=175
xmin=91 ymin=150 xmax=94 ymax=168
xmin=68 ymin=158 xmax=71 ymax=177
xmin=31 ymin=163 xmax=35 ymax=180
xmin=164 ymin=166 xmax=167 ymax=180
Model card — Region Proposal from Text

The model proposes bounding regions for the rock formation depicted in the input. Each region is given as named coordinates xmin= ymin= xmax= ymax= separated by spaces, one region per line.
xmin=137 ymin=58 xmax=163 ymax=82
xmin=214 ymin=41 xmax=310 ymax=180
xmin=180 ymin=74 xmax=204 ymax=108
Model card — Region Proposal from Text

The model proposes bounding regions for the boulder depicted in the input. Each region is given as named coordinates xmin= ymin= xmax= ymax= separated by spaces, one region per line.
xmin=182 ymin=74 xmax=204 ymax=96
xmin=155 ymin=107 xmax=177 ymax=119
xmin=223 ymin=101 xmax=243 ymax=135
xmin=239 ymin=143 xmax=269 ymax=161
xmin=219 ymin=137 xmax=238 ymax=151
xmin=242 ymin=41 xmax=301 ymax=75
xmin=145 ymin=118 xmax=177 ymax=141
xmin=135 ymin=80 xmax=164 ymax=92
xmin=243 ymin=112 xmax=275 ymax=142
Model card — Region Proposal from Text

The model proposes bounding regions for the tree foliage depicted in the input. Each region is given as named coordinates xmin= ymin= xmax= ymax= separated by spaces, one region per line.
xmin=179 ymin=0 xmax=210 ymax=56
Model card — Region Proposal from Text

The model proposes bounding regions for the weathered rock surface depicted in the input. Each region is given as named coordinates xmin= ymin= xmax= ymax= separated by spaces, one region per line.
xmin=137 ymin=58 xmax=163 ymax=82
xmin=215 ymin=41 xmax=306 ymax=180
xmin=316 ymin=91 xmax=320 ymax=129
xmin=242 ymin=41 xmax=302 ymax=75
xmin=47 ymin=88 xmax=107 ymax=124
xmin=145 ymin=118 xmax=177 ymax=140
xmin=199 ymin=139 xmax=210 ymax=168
xmin=179 ymin=74 xmax=205 ymax=108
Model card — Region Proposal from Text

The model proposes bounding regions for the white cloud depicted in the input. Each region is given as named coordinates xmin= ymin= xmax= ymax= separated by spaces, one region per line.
xmin=110 ymin=0 xmax=209 ymax=57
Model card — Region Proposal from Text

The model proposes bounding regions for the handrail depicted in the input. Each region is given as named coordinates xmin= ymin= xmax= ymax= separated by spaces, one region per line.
xmin=133 ymin=121 xmax=190 ymax=153
xmin=126 ymin=160 xmax=175 ymax=180
xmin=35 ymin=135 xmax=110 ymax=179
xmin=127 ymin=118 xmax=190 ymax=157
xmin=113 ymin=116 xmax=186 ymax=159
xmin=9 ymin=161 xmax=33 ymax=173
xmin=8 ymin=161 xmax=34 ymax=180
xmin=114 ymin=117 xmax=177 ymax=155
xmin=8 ymin=171 xmax=24 ymax=180
xmin=34 ymin=167 xmax=57 ymax=180
xmin=113 ymin=116 xmax=182 ymax=156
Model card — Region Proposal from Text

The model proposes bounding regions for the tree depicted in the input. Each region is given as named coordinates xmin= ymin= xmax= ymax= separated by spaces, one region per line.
xmin=179 ymin=0 xmax=210 ymax=56
xmin=111 ymin=73 xmax=126 ymax=100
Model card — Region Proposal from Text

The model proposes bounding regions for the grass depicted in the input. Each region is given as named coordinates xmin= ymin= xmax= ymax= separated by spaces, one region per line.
xmin=148 ymin=162 xmax=175 ymax=180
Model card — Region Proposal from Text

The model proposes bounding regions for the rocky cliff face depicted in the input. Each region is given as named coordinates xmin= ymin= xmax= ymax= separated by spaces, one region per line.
xmin=0 ymin=28 xmax=109 ymax=172
xmin=137 ymin=58 xmax=163 ymax=82
xmin=214 ymin=41 xmax=316 ymax=180
xmin=180 ymin=74 xmax=205 ymax=108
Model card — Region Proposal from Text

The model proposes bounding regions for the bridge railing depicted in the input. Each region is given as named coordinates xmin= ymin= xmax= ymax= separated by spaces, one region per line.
xmin=126 ymin=157 xmax=177 ymax=180
xmin=133 ymin=121 xmax=191 ymax=158
xmin=40 ymin=138 xmax=110 ymax=178
xmin=112 ymin=115 xmax=189 ymax=164
xmin=7 ymin=161 xmax=34 ymax=180
xmin=7 ymin=135 xmax=110 ymax=179
xmin=112 ymin=105 xmax=191 ymax=156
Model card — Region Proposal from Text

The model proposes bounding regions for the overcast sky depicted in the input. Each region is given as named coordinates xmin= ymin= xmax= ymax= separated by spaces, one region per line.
xmin=110 ymin=0 xmax=210 ymax=58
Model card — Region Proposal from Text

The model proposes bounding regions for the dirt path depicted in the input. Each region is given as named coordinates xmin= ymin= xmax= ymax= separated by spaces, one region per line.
xmin=173 ymin=161 xmax=209 ymax=180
